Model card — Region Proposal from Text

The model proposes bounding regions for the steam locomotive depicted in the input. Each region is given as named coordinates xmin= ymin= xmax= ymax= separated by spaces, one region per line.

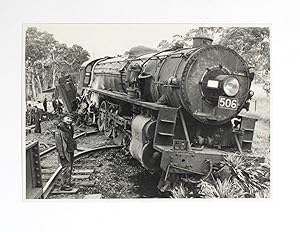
xmin=57 ymin=37 xmax=259 ymax=191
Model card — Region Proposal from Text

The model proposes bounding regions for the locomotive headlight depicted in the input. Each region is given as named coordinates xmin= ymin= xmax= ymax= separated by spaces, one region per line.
xmin=223 ymin=77 xmax=240 ymax=96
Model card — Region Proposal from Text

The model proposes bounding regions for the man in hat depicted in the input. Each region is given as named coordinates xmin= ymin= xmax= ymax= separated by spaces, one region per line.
xmin=26 ymin=103 xmax=33 ymax=125
xmin=52 ymin=98 xmax=57 ymax=113
xmin=43 ymin=98 xmax=48 ymax=112
xmin=33 ymin=105 xmax=42 ymax=133
xmin=55 ymin=114 xmax=77 ymax=191
xmin=57 ymin=99 xmax=63 ymax=114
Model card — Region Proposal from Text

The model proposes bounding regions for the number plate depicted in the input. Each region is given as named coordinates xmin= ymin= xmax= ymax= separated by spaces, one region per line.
xmin=218 ymin=96 xmax=238 ymax=110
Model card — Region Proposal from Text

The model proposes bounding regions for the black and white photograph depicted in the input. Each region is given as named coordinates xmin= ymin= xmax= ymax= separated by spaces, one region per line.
xmin=24 ymin=24 xmax=270 ymax=199
xmin=2 ymin=0 xmax=300 ymax=231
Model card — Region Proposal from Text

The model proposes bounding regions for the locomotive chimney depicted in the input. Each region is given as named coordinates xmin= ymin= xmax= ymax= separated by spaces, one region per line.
xmin=192 ymin=36 xmax=213 ymax=48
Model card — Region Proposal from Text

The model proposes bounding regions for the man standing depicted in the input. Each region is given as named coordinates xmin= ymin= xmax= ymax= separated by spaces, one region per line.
xmin=33 ymin=106 xmax=42 ymax=133
xmin=26 ymin=103 xmax=33 ymax=125
xmin=57 ymin=99 xmax=63 ymax=114
xmin=55 ymin=115 xmax=77 ymax=191
xmin=52 ymin=98 xmax=57 ymax=113
xmin=43 ymin=98 xmax=48 ymax=112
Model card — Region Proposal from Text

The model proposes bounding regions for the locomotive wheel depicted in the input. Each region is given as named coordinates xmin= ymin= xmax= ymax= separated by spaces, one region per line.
xmin=97 ymin=101 xmax=107 ymax=131
xmin=104 ymin=105 xmax=114 ymax=137
xmin=112 ymin=109 xmax=124 ymax=145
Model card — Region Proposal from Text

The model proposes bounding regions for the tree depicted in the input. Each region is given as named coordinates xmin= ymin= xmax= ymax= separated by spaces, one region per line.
xmin=25 ymin=27 xmax=57 ymax=99
xmin=25 ymin=27 xmax=90 ymax=100
xmin=48 ymin=43 xmax=90 ymax=86
xmin=157 ymin=34 xmax=190 ymax=50
xmin=219 ymin=27 xmax=270 ymax=81
xmin=68 ymin=44 xmax=90 ymax=73
xmin=156 ymin=27 xmax=270 ymax=82
xmin=125 ymin=45 xmax=157 ymax=57
xmin=157 ymin=27 xmax=225 ymax=51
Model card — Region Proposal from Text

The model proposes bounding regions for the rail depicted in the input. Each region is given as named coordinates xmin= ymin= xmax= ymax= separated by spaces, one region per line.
xmin=40 ymin=130 xmax=98 ymax=158
xmin=42 ymin=144 xmax=123 ymax=199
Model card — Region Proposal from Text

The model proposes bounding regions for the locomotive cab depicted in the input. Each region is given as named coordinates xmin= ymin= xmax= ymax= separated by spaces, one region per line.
xmin=78 ymin=58 xmax=107 ymax=95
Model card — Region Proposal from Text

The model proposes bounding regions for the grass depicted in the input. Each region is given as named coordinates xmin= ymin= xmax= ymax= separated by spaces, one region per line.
xmin=179 ymin=83 xmax=272 ymax=199
xmin=240 ymin=83 xmax=270 ymax=162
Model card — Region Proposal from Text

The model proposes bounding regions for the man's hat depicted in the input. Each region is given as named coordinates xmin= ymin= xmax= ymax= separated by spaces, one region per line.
xmin=60 ymin=113 xmax=74 ymax=121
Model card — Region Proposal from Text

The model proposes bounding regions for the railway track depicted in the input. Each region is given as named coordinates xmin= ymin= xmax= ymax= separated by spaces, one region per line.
xmin=42 ymin=144 xmax=123 ymax=199
xmin=40 ymin=130 xmax=99 ymax=159
xmin=27 ymin=125 xmax=167 ymax=199
xmin=37 ymin=129 xmax=108 ymax=198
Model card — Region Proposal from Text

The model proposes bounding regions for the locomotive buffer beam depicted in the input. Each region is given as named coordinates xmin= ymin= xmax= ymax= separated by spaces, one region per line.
xmin=160 ymin=146 xmax=265 ymax=177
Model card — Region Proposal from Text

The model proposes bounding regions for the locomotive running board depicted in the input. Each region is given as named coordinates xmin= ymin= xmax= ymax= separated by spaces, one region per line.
xmin=88 ymin=88 xmax=169 ymax=111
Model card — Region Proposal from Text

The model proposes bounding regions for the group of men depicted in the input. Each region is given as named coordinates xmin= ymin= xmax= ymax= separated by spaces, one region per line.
xmin=26 ymin=104 xmax=43 ymax=133
xmin=26 ymin=98 xmax=64 ymax=132
xmin=42 ymin=98 xmax=63 ymax=114
xmin=26 ymin=102 xmax=77 ymax=191
xmin=26 ymin=93 xmax=79 ymax=191
xmin=51 ymin=98 xmax=63 ymax=114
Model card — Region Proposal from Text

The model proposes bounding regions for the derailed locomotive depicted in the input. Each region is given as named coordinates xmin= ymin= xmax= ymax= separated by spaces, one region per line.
xmin=57 ymin=37 xmax=260 ymax=191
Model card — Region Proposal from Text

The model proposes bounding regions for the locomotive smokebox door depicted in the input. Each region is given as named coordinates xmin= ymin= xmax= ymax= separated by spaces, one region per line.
xmin=181 ymin=46 xmax=250 ymax=125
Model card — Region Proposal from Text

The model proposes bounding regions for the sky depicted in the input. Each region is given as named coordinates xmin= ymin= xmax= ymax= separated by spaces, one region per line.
xmin=26 ymin=24 xmax=204 ymax=58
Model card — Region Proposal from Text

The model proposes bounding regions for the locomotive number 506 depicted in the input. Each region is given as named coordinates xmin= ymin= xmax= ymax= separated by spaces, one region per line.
xmin=218 ymin=96 xmax=238 ymax=110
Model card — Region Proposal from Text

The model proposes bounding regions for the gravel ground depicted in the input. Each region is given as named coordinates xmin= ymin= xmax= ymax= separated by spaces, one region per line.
xmin=26 ymin=120 xmax=59 ymax=152
xmin=26 ymin=119 xmax=101 ymax=151
xmin=48 ymin=148 xmax=166 ymax=199
xmin=27 ymin=120 xmax=165 ymax=199
xmin=27 ymin=112 xmax=270 ymax=199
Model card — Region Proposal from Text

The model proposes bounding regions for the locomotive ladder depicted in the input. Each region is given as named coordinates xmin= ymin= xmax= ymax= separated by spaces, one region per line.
xmin=153 ymin=107 xmax=179 ymax=149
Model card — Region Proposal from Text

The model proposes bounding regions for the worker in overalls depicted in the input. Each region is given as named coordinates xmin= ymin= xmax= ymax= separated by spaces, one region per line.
xmin=55 ymin=115 xmax=77 ymax=191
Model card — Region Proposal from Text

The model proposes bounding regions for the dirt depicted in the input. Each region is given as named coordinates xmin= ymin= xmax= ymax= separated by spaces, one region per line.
xmin=27 ymin=108 xmax=270 ymax=199
xmin=47 ymin=148 xmax=166 ymax=199
xmin=26 ymin=119 xmax=59 ymax=151
xmin=84 ymin=150 xmax=162 ymax=198
xmin=27 ymin=120 xmax=165 ymax=199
